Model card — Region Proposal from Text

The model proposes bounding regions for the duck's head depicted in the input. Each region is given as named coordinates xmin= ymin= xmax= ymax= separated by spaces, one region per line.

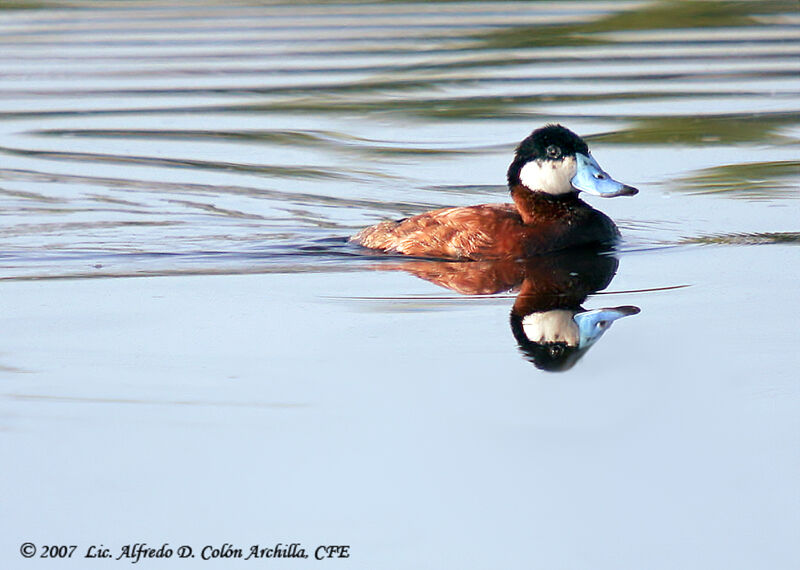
xmin=507 ymin=124 xmax=638 ymax=198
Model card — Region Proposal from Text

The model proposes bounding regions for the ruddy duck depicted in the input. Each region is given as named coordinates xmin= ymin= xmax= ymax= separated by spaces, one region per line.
xmin=350 ymin=124 xmax=638 ymax=260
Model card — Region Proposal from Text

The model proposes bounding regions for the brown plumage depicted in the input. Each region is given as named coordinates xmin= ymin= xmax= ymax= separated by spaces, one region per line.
xmin=350 ymin=189 xmax=618 ymax=260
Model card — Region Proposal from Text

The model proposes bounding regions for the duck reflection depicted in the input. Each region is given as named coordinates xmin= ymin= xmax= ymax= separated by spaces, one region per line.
xmin=386 ymin=248 xmax=639 ymax=372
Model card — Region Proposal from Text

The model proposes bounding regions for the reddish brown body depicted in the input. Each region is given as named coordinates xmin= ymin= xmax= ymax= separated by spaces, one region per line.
xmin=350 ymin=185 xmax=619 ymax=260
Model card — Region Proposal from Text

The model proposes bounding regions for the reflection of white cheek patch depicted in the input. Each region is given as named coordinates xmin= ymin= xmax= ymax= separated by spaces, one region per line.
xmin=519 ymin=156 xmax=577 ymax=195
xmin=521 ymin=310 xmax=580 ymax=346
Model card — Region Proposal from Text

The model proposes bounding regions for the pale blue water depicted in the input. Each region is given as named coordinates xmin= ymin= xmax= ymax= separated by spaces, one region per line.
xmin=1 ymin=1 xmax=798 ymax=569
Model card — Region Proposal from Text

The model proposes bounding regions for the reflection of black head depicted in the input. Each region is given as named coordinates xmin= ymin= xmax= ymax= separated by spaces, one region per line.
xmin=509 ymin=312 xmax=586 ymax=372
xmin=509 ymin=248 xmax=629 ymax=372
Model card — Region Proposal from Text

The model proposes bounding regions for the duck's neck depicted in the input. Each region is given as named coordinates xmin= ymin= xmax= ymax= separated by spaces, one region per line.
xmin=510 ymin=184 xmax=583 ymax=225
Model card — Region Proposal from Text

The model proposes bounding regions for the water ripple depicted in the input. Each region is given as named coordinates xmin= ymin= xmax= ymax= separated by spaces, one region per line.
xmin=0 ymin=0 xmax=797 ymax=279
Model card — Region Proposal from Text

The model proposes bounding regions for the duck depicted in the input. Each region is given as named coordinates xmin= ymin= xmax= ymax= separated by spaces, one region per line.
xmin=350 ymin=124 xmax=638 ymax=260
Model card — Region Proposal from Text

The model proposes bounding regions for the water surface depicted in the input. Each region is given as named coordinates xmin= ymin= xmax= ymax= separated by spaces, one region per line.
xmin=1 ymin=1 xmax=798 ymax=569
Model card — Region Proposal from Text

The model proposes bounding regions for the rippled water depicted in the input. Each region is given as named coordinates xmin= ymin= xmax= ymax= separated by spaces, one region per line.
xmin=1 ymin=1 xmax=798 ymax=569
xmin=1 ymin=0 xmax=797 ymax=279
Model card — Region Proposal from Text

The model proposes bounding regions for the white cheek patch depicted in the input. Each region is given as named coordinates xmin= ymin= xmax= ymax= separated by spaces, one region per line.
xmin=519 ymin=156 xmax=577 ymax=195
xmin=521 ymin=310 xmax=580 ymax=346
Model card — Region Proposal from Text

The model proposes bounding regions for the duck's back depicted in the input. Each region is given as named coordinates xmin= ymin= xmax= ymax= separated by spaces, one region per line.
xmin=350 ymin=197 xmax=619 ymax=260
xmin=350 ymin=204 xmax=525 ymax=259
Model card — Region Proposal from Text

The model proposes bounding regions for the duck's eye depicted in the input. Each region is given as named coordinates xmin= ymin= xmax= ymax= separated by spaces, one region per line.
xmin=546 ymin=145 xmax=562 ymax=159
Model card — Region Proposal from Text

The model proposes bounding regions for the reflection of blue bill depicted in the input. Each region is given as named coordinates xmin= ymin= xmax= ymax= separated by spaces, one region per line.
xmin=574 ymin=306 xmax=641 ymax=348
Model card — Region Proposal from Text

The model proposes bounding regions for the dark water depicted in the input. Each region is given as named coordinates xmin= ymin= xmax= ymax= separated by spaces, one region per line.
xmin=1 ymin=1 xmax=798 ymax=568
